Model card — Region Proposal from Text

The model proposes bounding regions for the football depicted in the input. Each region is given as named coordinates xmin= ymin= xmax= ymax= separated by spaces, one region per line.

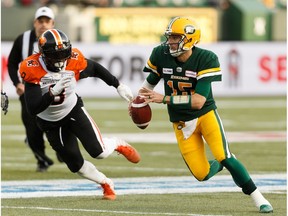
xmin=130 ymin=96 xmax=152 ymax=129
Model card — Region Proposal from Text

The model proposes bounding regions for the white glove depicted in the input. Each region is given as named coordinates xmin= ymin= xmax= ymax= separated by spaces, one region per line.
xmin=50 ymin=76 xmax=72 ymax=96
xmin=117 ymin=83 xmax=133 ymax=102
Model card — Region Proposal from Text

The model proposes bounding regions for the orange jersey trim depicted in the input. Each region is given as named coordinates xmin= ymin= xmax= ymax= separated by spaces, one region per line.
xmin=19 ymin=53 xmax=47 ymax=84
xmin=66 ymin=48 xmax=87 ymax=81
xmin=19 ymin=48 xmax=88 ymax=84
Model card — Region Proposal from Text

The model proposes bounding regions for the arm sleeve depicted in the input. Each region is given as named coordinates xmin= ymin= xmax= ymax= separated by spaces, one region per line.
xmin=194 ymin=81 xmax=211 ymax=98
xmin=8 ymin=35 xmax=23 ymax=86
xmin=79 ymin=59 xmax=120 ymax=88
xmin=197 ymin=50 xmax=221 ymax=82
xmin=146 ymin=72 xmax=161 ymax=86
xmin=24 ymin=82 xmax=54 ymax=115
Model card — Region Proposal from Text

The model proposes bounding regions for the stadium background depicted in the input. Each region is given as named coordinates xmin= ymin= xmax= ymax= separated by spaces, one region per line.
xmin=1 ymin=0 xmax=287 ymax=98
xmin=1 ymin=1 xmax=287 ymax=215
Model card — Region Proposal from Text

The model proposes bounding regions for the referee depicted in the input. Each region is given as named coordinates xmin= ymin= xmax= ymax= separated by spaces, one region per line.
xmin=8 ymin=7 xmax=56 ymax=172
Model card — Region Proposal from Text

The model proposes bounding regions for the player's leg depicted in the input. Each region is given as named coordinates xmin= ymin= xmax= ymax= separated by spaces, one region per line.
xmin=173 ymin=122 xmax=213 ymax=181
xmin=20 ymin=95 xmax=53 ymax=172
xmin=40 ymin=118 xmax=116 ymax=200
xmin=202 ymin=110 xmax=273 ymax=213
xmin=71 ymin=106 xmax=140 ymax=163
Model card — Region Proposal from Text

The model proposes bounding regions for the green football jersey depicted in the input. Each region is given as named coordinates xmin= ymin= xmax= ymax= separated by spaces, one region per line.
xmin=143 ymin=45 xmax=221 ymax=122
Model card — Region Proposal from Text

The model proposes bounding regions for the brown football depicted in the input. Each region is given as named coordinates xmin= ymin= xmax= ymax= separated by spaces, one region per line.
xmin=130 ymin=96 xmax=152 ymax=129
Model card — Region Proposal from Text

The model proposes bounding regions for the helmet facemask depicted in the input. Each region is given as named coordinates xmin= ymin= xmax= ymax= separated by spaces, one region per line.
xmin=164 ymin=33 xmax=188 ymax=57
xmin=42 ymin=47 xmax=71 ymax=72
xmin=39 ymin=29 xmax=72 ymax=72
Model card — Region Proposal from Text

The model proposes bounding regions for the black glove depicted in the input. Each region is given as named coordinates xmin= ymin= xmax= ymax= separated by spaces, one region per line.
xmin=1 ymin=91 xmax=9 ymax=115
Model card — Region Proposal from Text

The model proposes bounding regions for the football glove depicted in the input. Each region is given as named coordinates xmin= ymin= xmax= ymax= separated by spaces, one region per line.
xmin=50 ymin=76 xmax=72 ymax=96
xmin=1 ymin=91 xmax=9 ymax=115
xmin=117 ymin=83 xmax=133 ymax=102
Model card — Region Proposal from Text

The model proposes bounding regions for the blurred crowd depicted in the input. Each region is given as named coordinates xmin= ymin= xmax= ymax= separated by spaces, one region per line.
xmin=2 ymin=0 xmax=286 ymax=9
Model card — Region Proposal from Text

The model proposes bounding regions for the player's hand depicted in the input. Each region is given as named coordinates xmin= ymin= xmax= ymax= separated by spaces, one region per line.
xmin=1 ymin=91 xmax=9 ymax=115
xmin=16 ymin=83 xmax=25 ymax=96
xmin=50 ymin=76 xmax=72 ymax=96
xmin=117 ymin=83 xmax=133 ymax=102
xmin=139 ymin=87 xmax=163 ymax=104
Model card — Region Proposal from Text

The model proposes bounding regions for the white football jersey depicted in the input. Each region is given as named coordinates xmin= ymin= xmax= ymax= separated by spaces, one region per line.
xmin=37 ymin=58 xmax=77 ymax=121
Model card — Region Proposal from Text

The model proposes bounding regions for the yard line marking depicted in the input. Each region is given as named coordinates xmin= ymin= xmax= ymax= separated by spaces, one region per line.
xmin=1 ymin=206 xmax=231 ymax=216
xmin=5 ymin=98 xmax=286 ymax=112
xmin=2 ymin=174 xmax=286 ymax=199
xmin=1 ymin=131 xmax=286 ymax=143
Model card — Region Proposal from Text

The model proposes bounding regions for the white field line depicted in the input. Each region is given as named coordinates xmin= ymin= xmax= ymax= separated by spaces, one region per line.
xmin=4 ymin=98 xmax=286 ymax=111
xmin=1 ymin=131 xmax=286 ymax=143
xmin=2 ymin=174 xmax=286 ymax=199
xmin=1 ymin=206 xmax=231 ymax=216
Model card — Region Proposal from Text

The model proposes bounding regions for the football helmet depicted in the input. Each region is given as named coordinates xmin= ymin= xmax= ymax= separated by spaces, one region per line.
xmin=163 ymin=17 xmax=201 ymax=57
xmin=38 ymin=29 xmax=71 ymax=72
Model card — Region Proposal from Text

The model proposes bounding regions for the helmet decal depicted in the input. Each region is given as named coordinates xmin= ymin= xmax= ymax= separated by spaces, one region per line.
xmin=50 ymin=29 xmax=64 ymax=49
xmin=167 ymin=17 xmax=180 ymax=32
xmin=39 ymin=36 xmax=47 ymax=47
xmin=184 ymin=25 xmax=195 ymax=34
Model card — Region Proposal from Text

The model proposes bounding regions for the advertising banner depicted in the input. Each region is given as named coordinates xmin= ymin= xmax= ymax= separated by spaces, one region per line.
xmin=1 ymin=42 xmax=286 ymax=98
xmin=93 ymin=8 xmax=218 ymax=44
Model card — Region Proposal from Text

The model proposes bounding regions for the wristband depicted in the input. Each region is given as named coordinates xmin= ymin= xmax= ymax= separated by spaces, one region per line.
xmin=170 ymin=95 xmax=191 ymax=109
xmin=162 ymin=95 xmax=167 ymax=104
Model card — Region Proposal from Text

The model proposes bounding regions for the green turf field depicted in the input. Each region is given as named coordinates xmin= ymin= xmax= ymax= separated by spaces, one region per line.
xmin=1 ymin=96 xmax=286 ymax=216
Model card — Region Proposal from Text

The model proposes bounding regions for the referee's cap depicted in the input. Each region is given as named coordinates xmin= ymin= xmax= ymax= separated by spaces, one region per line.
xmin=35 ymin=7 xmax=54 ymax=20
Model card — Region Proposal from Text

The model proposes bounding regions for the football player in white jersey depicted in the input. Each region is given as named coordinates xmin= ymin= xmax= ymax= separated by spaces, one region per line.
xmin=19 ymin=29 xmax=140 ymax=200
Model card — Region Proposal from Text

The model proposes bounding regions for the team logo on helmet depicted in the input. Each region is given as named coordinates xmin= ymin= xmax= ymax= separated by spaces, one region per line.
xmin=39 ymin=36 xmax=47 ymax=47
xmin=185 ymin=25 xmax=196 ymax=34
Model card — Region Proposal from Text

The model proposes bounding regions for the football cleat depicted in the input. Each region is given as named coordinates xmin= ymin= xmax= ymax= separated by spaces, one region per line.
xmin=36 ymin=157 xmax=54 ymax=172
xmin=101 ymin=178 xmax=116 ymax=200
xmin=36 ymin=161 xmax=53 ymax=172
xmin=115 ymin=139 xmax=141 ymax=163
xmin=259 ymin=204 xmax=273 ymax=213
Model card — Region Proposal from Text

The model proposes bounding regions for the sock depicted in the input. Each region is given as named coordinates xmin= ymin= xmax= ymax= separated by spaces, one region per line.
xmin=77 ymin=160 xmax=107 ymax=184
xmin=221 ymin=157 xmax=251 ymax=186
xmin=250 ymin=189 xmax=272 ymax=208
xmin=203 ymin=160 xmax=223 ymax=180
xmin=96 ymin=137 xmax=118 ymax=159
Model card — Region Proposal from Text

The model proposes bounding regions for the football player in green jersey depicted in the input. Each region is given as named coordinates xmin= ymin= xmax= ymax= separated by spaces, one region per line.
xmin=138 ymin=17 xmax=273 ymax=213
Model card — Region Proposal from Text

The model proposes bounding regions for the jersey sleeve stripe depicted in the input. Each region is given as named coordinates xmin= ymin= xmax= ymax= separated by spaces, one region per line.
xmin=198 ymin=67 xmax=221 ymax=76
xmin=145 ymin=60 xmax=160 ymax=76
xmin=197 ymin=71 xmax=222 ymax=80
xmin=197 ymin=67 xmax=221 ymax=79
